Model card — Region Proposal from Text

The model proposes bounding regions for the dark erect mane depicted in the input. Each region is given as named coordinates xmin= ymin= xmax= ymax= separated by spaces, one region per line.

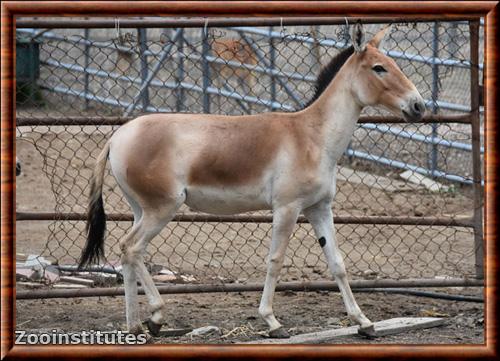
xmin=301 ymin=45 xmax=355 ymax=109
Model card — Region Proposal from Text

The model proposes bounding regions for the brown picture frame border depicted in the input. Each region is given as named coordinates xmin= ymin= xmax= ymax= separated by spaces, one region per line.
xmin=1 ymin=1 xmax=498 ymax=359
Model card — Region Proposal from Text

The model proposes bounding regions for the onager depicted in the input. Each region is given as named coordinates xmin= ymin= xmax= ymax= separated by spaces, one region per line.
xmin=79 ymin=23 xmax=425 ymax=338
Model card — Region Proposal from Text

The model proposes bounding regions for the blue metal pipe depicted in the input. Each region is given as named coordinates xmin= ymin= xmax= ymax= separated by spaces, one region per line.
xmin=345 ymin=148 xmax=480 ymax=185
xmin=360 ymin=123 xmax=484 ymax=153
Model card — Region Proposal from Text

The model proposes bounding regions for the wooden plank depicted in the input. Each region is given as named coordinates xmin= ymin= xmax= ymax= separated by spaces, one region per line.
xmin=246 ymin=317 xmax=445 ymax=344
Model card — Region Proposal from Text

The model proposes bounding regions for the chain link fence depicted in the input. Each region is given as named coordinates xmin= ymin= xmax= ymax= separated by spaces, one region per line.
xmin=15 ymin=18 xmax=483 ymax=286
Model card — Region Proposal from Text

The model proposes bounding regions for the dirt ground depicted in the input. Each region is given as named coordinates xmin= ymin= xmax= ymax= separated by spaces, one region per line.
xmin=16 ymin=285 xmax=484 ymax=344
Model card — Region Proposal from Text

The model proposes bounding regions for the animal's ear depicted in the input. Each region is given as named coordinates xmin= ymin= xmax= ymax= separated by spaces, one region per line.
xmin=369 ymin=24 xmax=391 ymax=49
xmin=351 ymin=21 xmax=366 ymax=52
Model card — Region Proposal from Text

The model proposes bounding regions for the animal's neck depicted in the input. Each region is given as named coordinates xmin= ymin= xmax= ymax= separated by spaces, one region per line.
xmin=306 ymin=64 xmax=363 ymax=165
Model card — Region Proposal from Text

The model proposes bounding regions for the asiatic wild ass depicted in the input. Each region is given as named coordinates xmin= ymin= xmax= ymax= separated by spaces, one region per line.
xmin=79 ymin=23 xmax=425 ymax=338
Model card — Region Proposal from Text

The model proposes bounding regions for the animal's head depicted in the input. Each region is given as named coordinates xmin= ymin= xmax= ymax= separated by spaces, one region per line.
xmin=348 ymin=22 xmax=426 ymax=121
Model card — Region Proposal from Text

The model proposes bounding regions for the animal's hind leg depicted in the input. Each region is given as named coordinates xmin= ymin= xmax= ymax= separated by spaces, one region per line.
xmin=126 ymin=195 xmax=185 ymax=336
xmin=121 ymin=224 xmax=142 ymax=334
xmin=120 ymin=194 xmax=144 ymax=334
xmin=304 ymin=200 xmax=374 ymax=336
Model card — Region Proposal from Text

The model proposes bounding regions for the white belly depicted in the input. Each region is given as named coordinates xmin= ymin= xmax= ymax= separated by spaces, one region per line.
xmin=184 ymin=184 xmax=271 ymax=215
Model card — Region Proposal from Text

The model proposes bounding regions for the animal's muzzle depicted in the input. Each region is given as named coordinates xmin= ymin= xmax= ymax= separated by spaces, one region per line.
xmin=403 ymin=98 xmax=426 ymax=121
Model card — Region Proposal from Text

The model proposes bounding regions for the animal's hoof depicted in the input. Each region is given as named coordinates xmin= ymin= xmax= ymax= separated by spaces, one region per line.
xmin=146 ymin=319 xmax=163 ymax=337
xmin=129 ymin=325 xmax=144 ymax=336
xmin=268 ymin=327 xmax=290 ymax=339
xmin=144 ymin=333 xmax=155 ymax=344
xmin=358 ymin=324 xmax=376 ymax=338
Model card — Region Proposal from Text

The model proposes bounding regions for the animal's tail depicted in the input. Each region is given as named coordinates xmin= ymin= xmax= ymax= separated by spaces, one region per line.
xmin=78 ymin=141 xmax=111 ymax=269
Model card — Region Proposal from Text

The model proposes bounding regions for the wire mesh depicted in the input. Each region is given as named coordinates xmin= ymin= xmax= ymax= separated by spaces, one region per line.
xmin=15 ymin=20 xmax=483 ymax=284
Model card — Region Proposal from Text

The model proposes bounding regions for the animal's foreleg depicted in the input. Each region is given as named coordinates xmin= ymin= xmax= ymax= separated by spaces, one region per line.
xmin=304 ymin=201 xmax=374 ymax=335
xmin=259 ymin=204 xmax=300 ymax=338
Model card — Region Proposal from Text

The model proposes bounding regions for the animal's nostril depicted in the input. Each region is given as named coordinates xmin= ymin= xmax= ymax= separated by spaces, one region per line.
xmin=413 ymin=102 xmax=424 ymax=115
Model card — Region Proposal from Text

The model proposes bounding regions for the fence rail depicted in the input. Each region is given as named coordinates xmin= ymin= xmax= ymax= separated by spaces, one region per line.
xmin=15 ymin=17 xmax=484 ymax=295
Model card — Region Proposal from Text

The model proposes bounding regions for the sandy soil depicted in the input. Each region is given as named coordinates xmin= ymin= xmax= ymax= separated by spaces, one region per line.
xmin=16 ymin=285 xmax=484 ymax=344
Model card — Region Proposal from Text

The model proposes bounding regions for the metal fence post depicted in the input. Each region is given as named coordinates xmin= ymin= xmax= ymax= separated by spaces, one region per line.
xmin=429 ymin=22 xmax=440 ymax=178
xmin=202 ymin=27 xmax=211 ymax=113
xmin=269 ymin=26 xmax=277 ymax=111
xmin=138 ymin=28 xmax=150 ymax=111
xmin=469 ymin=20 xmax=484 ymax=279
xmin=83 ymin=28 xmax=90 ymax=110
xmin=175 ymin=28 xmax=185 ymax=112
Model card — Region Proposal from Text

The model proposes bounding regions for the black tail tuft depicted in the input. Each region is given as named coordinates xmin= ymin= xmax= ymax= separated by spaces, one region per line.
xmin=78 ymin=184 xmax=106 ymax=270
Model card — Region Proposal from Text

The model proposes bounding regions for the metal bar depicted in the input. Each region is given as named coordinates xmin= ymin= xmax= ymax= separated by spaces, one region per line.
xmin=16 ymin=278 xmax=484 ymax=300
xmin=355 ymin=288 xmax=484 ymax=303
xmin=15 ymin=212 xmax=475 ymax=227
xmin=15 ymin=114 xmax=474 ymax=127
xmin=138 ymin=27 xmax=150 ymax=111
xmin=83 ymin=28 xmax=90 ymax=110
xmin=175 ymin=29 xmax=185 ymax=112
xmin=15 ymin=16 xmax=482 ymax=29
xmin=124 ymin=29 xmax=182 ymax=116
xmin=345 ymin=148 xmax=478 ymax=185
xmin=430 ymin=22 xmax=440 ymax=178
xmin=361 ymin=123 xmax=484 ymax=153
xmin=201 ymin=28 xmax=211 ymax=113
xmin=469 ymin=20 xmax=484 ymax=279
xmin=269 ymin=26 xmax=277 ymax=111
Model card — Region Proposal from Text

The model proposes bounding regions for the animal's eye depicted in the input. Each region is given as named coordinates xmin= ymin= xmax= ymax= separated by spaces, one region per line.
xmin=372 ymin=65 xmax=387 ymax=74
